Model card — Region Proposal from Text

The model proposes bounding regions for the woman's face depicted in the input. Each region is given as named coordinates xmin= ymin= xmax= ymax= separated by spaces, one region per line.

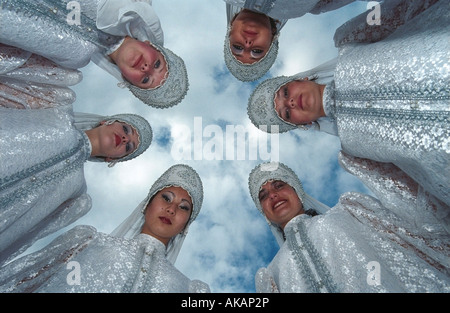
xmin=229 ymin=9 xmax=274 ymax=64
xmin=112 ymin=38 xmax=168 ymax=89
xmin=141 ymin=186 xmax=193 ymax=246
xmin=274 ymin=80 xmax=325 ymax=125
xmin=96 ymin=121 xmax=140 ymax=161
xmin=258 ymin=180 xmax=304 ymax=229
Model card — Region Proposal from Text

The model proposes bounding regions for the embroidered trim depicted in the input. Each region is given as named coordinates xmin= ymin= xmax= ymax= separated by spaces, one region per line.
xmin=0 ymin=138 xmax=88 ymax=208
xmin=286 ymin=220 xmax=339 ymax=292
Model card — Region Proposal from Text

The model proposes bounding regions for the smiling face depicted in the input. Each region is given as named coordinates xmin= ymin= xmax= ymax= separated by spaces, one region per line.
xmin=258 ymin=180 xmax=304 ymax=229
xmin=95 ymin=121 xmax=140 ymax=161
xmin=109 ymin=37 xmax=168 ymax=89
xmin=141 ymin=186 xmax=193 ymax=246
xmin=229 ymin=9 xmax=274 ymax=64
xmin=274 ymin=79 xmax=326 ymax=125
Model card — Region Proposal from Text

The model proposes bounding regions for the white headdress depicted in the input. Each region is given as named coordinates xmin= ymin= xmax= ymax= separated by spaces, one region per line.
xmin=247 ymin=58 xmax=337 ymax=133
xmin=248 ymin=162 xmax=330 ymax=246
xmin=110 ymin=164 xmax=204 ymax=264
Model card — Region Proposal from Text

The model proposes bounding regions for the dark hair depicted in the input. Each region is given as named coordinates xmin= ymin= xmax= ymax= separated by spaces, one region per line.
xmin=269 ymin=17 xmax=279 ymax=37
xmin=304 ymin=208 xmax=320 ymax=217
xmin=279 ymin=209 xmax=319 ymax=241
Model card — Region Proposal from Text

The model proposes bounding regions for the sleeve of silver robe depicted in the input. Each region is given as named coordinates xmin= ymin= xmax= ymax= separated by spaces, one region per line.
xmin=0 ymin=105 xmax=92 ymax=266
xmin=326 ymin=1 xmax=450 ymax=207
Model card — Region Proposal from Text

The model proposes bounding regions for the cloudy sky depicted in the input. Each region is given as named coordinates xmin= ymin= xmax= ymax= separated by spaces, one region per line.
xmin=27 ymin=0 xmax=373 ymax=293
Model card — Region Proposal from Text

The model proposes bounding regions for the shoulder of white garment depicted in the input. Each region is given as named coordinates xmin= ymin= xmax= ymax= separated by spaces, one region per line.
xmin=96 ymin=0 xmax=164 ymax=45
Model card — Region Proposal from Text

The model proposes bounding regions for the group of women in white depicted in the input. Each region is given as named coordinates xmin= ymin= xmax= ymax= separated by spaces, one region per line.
xmin=0 ymin=0 xmax=448 ymax=293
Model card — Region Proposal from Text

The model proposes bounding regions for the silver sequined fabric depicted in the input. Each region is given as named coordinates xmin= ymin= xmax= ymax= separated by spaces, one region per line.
xmin=0 ymin=0 xmax=106 ymax=69
xmin=257 ymin=201 xmax=450 ymax=293
xmin=0 ymin=225 xmax=210 ymax=293
xmin=0 ymin=105 xmax=92 ymax=266
xmin=334 ymin=0 xmax=440 ymax=47
xmin=327 ymin=1 xmax=450 ymax=206
xmin=0 ymin=44 xmax=82 ymax=109
xmin=224 ymin=0 xmax=319 ymax=19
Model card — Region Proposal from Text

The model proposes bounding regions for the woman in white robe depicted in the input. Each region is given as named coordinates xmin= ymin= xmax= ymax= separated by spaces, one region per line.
xmin=222 ymin=0 xmax=386 ymax=82
xmin=248 ymin=156 xmax=450 ymax=292
xmin=0 ymin=106 xmax=153 ymax=266
xmin=0 ymin=0 xmax=188 ymax=108
xmin=0 ymin=164 xmax=210 ymax=293
xmin=247 ymin=0 xmax=450 ymax=207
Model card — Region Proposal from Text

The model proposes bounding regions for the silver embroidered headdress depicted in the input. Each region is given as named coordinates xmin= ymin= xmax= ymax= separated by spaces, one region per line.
xmin=73 ymin=112 xmax=152 ymax=164
xmin=248 ymin=162 xmax=330 ymax=245
xmin=224 ymin=28 xmax=279 ymax=82
xmin=92 ymin=43 xmax=188 ymax=109
xmin=126 ymin=43 xmax=189 ymax=109
xmin=110 ymin=164 xmax=204 ymax=264
xmin=247 ymin=58 xmax=337 ymax=133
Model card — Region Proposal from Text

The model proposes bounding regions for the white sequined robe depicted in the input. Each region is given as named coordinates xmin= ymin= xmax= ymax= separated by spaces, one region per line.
xmin=0 ymin=225 xmax=210 ymax=293
xmin=256 ymin=152 xmax=450 ymax=293
xmin=322 ymin=1 xmax=450 ymax=207
xmin=0 ymin=0 xmax=164 ymax=72
xmin=0 ymin=105 xmax=92 ymax=266
xmin=0 ymin=44 xmax=82 ymax=109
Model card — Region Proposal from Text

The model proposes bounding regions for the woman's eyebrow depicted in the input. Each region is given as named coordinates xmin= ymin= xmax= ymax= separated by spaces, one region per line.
xmin=129 ymin=125 xmax=138 ymax=151
xmin=276 ymin=86 xmax=285 ymax=101
xmin=258 ymin=189 xmax=267 ymax=198
xmin=181 ymin=198 xmax=192 ymax=206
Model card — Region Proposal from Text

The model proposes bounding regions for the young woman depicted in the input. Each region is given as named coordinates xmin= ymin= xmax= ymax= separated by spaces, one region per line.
xmin=248 ymin=157 xmax=450 ymax=292
xmin=0 ymin=106 xmax=153 ymax=266
xmin=0 ymin=0 xmax=188 ymax=108
xmin=0 ymin=164 xmax=210 ymax=293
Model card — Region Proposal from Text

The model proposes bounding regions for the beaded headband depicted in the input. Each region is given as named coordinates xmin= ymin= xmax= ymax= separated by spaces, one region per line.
xmin=143 ymin=164 xmax=204 ymax=225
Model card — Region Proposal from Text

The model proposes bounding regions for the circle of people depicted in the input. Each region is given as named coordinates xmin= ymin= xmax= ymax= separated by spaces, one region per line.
xmin=0 ymin=0 xmax=448 ymax=293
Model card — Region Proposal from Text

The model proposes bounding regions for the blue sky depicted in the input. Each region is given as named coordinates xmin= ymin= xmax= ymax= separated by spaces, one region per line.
xmin=25 ymin=0 xmax=372 ymax=293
